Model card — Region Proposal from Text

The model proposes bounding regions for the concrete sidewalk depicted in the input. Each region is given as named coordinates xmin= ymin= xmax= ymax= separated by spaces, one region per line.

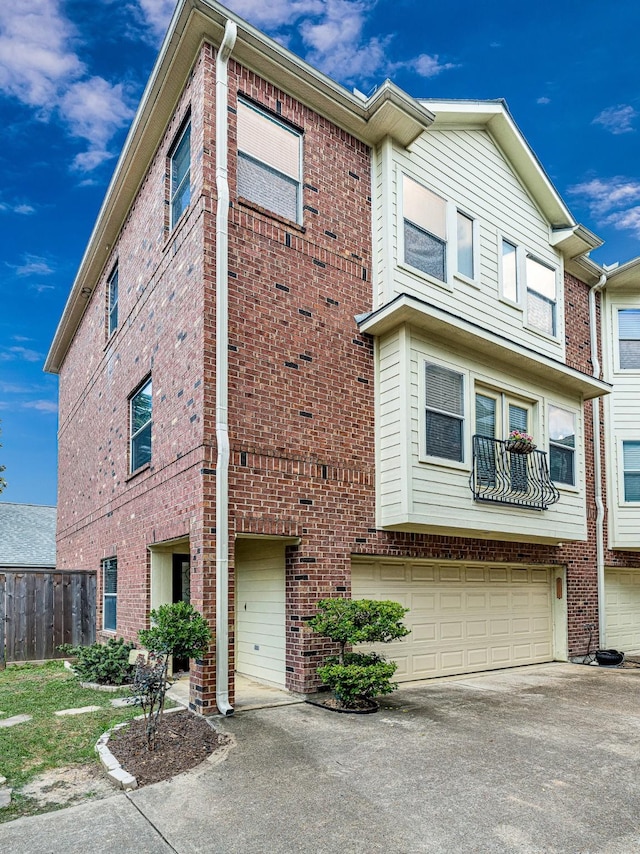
xmin=2 ymin=663 xmax=640 ymax=853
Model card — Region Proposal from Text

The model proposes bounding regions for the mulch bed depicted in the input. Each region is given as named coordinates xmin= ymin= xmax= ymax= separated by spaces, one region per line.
xmin=108 ymin=710 xmax=229 ymax=786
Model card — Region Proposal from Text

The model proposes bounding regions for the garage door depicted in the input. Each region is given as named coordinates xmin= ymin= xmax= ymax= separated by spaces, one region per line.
xmin=235 ymin=539 xmax=286 ymax=687
xmin=352 ymin=559 xmax=553 ymax=681
xmin=605 ymin=569 xmax=640 ymax=653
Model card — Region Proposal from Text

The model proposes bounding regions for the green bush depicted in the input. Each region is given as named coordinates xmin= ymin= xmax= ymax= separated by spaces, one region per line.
xmin=317 ymin=652 xmax=399 ymax=708
xmin=309 ymin=598 xmax=410 ymax=708
xmin=59 ymin=638 xmax=136 ymax=685
xmin=138 ymin=601 xmax=212 ymax=661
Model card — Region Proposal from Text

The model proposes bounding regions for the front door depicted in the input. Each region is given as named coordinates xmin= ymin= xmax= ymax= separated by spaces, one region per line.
xmin=172 ymin=553 xmax=190 ymax=673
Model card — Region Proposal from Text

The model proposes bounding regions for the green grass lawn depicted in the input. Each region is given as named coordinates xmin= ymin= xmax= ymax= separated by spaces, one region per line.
xmin=0 ymin=661 xmax=143 ymax=823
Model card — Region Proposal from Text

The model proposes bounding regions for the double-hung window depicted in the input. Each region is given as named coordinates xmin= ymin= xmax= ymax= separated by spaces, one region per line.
xmin=107 ymin=263 xmax=118 ymax=336
xmin=130 ymin=379 xmax=152 ymax=472
xmin=474 ymin=391 xmax=532 ymax=491
xmin=403 ymin=176 xmax=447 ymax=282
xmin=526 ymin=256 xmax=556 ymax=336
xmin=170 ymin=120 xmax=191 ymax=229
xmin=618 ymin=309 xmax=640 ymax=369
xmin=237 ymin=99 xmax=302 ymax=223
xmin=623 ymin=441 xmax=640 ymax=501
xmin=425 ymin=363 xmax=464 ymax=461
xmin=103 ymin=558 xmax=117 ymax=631
xmin=549 ymin=406 xmax=575 ymax=486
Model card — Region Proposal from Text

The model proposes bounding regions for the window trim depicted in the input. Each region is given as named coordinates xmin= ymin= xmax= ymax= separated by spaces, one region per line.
xmin=421 ymin=358 xmax=467 ymax=467
xmin=615 ymin=307 xmax=640 ymax=372
xmin=399 ymin=172 xmax=480 ymax=292
xmin=169 ymin=117 xmax=191 ymax=231
xmin=621 ymin=439 xmax=640 ymax=503
xmin=498 ymin=236 xmax=559 ymax=339
xmin=129 ymin=377 xmax=152 ymax=474
xmin=548 ymin=404 xmax=578 ymax=490
xmin=236 ymin=97 xmax=303 ymax=225
xmin=102 ymin=557 xmax=117 ymax=632
xmin=525 ymin=253 xmax=558 ymax=338
xmin=498 ymin=234 xmax=522 ymax=307
xmin=107 ymin=262 xmax=118 ymax=337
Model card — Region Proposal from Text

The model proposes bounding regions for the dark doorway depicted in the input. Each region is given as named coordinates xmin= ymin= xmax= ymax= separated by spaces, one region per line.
xmin=172 ymin=553 xmax=190 ymax=672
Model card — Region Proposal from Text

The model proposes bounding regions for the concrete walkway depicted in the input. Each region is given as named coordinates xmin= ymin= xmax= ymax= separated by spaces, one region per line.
xmin=2 ymin=663 xmax=640 ymax=853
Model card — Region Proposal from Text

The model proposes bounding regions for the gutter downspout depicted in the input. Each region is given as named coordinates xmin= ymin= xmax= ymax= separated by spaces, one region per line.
xmin=215 ymin=19 xmax=237 ymax=716
xmin=589 ymin=272 xmax=608 ymax=648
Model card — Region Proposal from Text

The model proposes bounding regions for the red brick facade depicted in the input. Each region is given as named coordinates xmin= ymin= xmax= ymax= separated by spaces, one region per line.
xmin=54 ymin=42 xmax=632 ymax=713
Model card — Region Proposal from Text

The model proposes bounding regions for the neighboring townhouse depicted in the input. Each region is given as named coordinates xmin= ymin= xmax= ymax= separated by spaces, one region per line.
xmin=45 ymin=0 xmax=622 ymax=714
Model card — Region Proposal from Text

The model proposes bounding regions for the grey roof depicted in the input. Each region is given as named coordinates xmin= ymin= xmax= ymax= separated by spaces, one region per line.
xmin=0 ymin=502 xmax=56 ymax=568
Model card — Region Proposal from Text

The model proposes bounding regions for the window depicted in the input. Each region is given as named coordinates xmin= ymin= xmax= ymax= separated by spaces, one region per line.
xmin=526 ymin=256 xmax=556 ymax=336
xmin=103 ymin=558 xmax=117 ymax=631
xmin=623 ymin=441 xmax=640 ymax=501
xmin=549 ymin=406 xmax=575 ymax=486
xmin=170 ymin=121 xmax=191 ymax=229
xmin=237 ymin=99 xmax=302 ymax=223
xmin=403 ymin=176 xmax=447 ymax=282
xmin=501 ymin=239 xmax=518 ymax=302
xmin=107 ymin=264 xmax=118 ymax=336
xmin=425 ymin=363 xmax=464 ymax=461
xmin=474 ymin=391 xmax=532 ymax=491
xmin=130 ymin=379 xmax=152 ymax=472
xmin=456 ymin=211 xmax=474 ymax=280
xmin=618 ymin=309 xmax=640 ymax=369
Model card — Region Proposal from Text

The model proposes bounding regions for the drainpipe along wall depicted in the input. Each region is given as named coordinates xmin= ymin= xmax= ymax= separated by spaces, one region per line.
xmin=589 ymin=272 xmax=608 ymax=648
xmin=214 ymin=19 xmax=237 ymax=716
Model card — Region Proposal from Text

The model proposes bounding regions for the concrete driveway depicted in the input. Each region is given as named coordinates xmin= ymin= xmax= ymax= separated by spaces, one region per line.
xmin=2 ymin=663 xmax=640 ymax=853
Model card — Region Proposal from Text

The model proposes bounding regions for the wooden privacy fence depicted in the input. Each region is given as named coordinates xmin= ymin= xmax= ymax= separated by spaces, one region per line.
xmin=0 ymin=570 xmax=96 ymax=666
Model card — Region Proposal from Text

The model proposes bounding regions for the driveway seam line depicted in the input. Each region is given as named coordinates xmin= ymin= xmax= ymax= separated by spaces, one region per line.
xmin=125 ymin=791 xmax=180 ymax=853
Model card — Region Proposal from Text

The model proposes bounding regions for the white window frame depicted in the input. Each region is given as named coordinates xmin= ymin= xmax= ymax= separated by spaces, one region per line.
xmin=107 ymin=263 xmax=118 ymax=337
xmin=169 ymin=119 xmax=191 ymax=230
xmin=621 ymin=439 xmax=640 ymax=503
xmin=421 ymin=358 xmax=467 ymax=466
xmin=102 ymin=557 xmax=117 ymax=632
xmin=237 ymin=98 xmax=303 ymax=224
xmin=615 ymin=307 xmax=640 ymax=372
xmin=498 ymin=234 xmax=523 ymax=307
xmin=525 ymin=254 xmax=558 ymax=338
xmin=399 ymin=171 xmax=479 ymax=290
xmin=548 ymin=404 xmax=578 ymax=490
xmin=498 ymin=237 xmax=560 ymax=339
xmin=130 ymin=378 xmax=152 ymax=473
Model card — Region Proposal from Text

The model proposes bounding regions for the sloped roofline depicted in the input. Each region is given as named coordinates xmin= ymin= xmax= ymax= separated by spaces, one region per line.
xmin=45 ymin=0 xmax=435 ymax=374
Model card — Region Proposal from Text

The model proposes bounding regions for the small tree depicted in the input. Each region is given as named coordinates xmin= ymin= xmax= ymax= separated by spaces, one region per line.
xmin=309 ymin=598 xmax=409 ymax=710
xmin=134 ymin=602 xmax=212 ymax=750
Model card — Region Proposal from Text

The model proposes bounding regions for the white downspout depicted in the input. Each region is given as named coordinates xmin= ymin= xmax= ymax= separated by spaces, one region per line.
xmin=589 ymin=272 xmax=607 ymax=648
xmin=215 ymin=19 xmax=237 ymax=716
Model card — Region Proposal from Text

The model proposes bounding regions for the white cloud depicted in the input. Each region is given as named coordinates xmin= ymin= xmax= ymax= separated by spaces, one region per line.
xmin=133 ymin=0 xmax=177 ymax=40
xmin=23 ymin=399 xmax=58 ymax=414
xmin=537 ymin=96 xmax=551 ymax=105
xmin=0 ymin=1 xmax=134 ymax=170
xmin=593 ymin=105 xmax=637 ymax=135
xmin=0 ymin=346 xmax=43 ymax=363
xmin=12 ymin=255 xmax=54 ymax=277
xmin=569 ymin=176 xmax=640 ymax=238
xmin=405 ymin=53 xmax=457 ymax=79
xmin=0 ymin=199 xmax=35 ymax=215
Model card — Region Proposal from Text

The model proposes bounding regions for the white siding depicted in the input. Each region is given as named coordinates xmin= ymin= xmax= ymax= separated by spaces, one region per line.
xmin=603 ymin=292 xmax=640 ymax=550
xmin=377 ymin=327 xmax=587 ymax=543
xmin=372 ymin=129 xmax=565 ymax=362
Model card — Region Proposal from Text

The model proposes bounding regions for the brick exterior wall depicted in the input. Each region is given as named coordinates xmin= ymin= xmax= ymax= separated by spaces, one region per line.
xmin=54 ymin=42 xmax=628 ymax=713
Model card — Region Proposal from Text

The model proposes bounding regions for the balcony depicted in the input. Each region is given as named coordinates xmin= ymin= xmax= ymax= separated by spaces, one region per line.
xmin=470 ymin=435 xmax=560 ymax=511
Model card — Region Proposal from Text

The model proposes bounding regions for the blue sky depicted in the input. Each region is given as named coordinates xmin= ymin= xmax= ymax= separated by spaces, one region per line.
xmin=1 ymin=0 xmax=640 ymax=506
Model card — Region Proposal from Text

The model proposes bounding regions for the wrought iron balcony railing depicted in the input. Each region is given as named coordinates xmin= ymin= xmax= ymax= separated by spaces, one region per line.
xmin=470 ymin=435 xmax=560 ymax=511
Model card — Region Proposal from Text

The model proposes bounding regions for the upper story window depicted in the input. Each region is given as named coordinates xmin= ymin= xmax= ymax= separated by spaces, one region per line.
xmin=103 ymin=557 xmax=117 ymax=631
xmin=425 ymin=362 xmax=464 ymax=461
xmin=402 ymin=175 xmax=477 ymax=286
xmin=130 ymin=378 xmax=152 ymax=473
xmin=526 ymin=256 xmax=556 ymax=336
xmin=618 ymin=309 xmax=640 ymax=369
xmin=549 ymin=405 xmax=575 ymax=486
xmin=107 ymin=263 xmax=118 ymax=336
xmin=501 ymin=239 xmax=518 ymax=302
xmin=623 ymin=441 xmax=640 ymax=501
xmin=170 ymin=120 xmax=191 ymax=230
xmin=237 ymin=99 xmax=302 ymax=223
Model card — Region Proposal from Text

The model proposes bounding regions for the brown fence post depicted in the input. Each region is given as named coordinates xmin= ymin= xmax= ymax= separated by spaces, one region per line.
xmin=0 ymin=573 xmax=5 ymax=669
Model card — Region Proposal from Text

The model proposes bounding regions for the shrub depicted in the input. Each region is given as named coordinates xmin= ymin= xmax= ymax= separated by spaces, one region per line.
xmin=317 ymin=652 xmax=399 ymax=708
xmin=59 ymin=638 xmax=136 ymax=685
xmin=309 ymin=598 xmax=410 ymax=709
xmin=138 ymin=601 xmax=212 ymax=660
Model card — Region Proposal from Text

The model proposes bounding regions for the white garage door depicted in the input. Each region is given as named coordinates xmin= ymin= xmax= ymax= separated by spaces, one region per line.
xmin=352 ymin=559 xmax=553 ymax=681
xmin=605 ymin=569 xmax=640 ymax=653
xmin=235 ymin=539 xmax=286 ymax=687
